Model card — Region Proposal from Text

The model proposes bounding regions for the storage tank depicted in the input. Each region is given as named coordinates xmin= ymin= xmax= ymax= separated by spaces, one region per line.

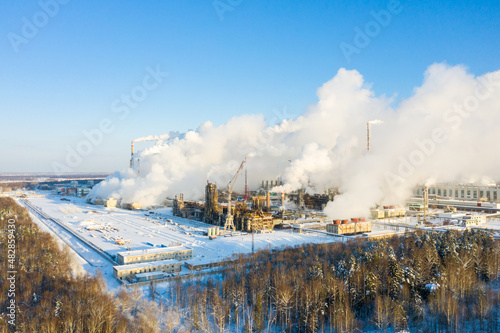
xmin=351 ymin=218 xmax=359 ymax=223
xmin=342 ymin=219 xmax=349 ymax=224
xmin=360 ymin=217 xmax=366 ymax=222
xmin=334 ymin=220 xmax=341 ymax=225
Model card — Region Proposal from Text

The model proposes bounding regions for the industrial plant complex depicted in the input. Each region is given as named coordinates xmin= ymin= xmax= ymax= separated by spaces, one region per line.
xmin=7 ymin=169 xmax=499 ymax=287
xmin=5 ymin=143 xmax=500 ymax=287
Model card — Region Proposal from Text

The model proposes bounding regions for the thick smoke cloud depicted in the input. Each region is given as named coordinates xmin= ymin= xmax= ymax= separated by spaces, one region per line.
xmin=89 ymin=63 xmax=500 ymax=219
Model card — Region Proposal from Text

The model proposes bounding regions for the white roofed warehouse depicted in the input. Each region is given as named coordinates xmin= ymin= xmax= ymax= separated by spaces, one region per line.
xmin=113 ymin=259 xmax=183 ymax=281
xmin=116 ymin=246 xmax=193 ymax=265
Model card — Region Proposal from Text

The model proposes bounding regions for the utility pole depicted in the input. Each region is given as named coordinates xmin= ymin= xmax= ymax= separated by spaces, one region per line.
xmin=251 ymin=225 xmax=255 ymax=255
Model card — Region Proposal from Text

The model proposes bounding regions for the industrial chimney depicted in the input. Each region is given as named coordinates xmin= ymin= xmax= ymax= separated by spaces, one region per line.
xmin=130 ymin=141 xmax=135 ymax=168
xmin=266 ymin=191 xmax=270 ymax=212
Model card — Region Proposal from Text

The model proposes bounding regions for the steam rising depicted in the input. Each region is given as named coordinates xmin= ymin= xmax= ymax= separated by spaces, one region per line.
xmin=90 ymin=64 xmax=500 ymax=219
xmin=134 ymin=134 xmax=170 ymax=143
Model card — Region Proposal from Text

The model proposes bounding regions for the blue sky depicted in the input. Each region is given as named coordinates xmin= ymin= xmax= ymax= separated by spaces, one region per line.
xmin=0 ymin=0 xmax=498 ymax=172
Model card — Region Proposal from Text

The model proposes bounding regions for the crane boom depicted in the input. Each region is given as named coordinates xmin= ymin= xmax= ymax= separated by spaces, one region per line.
xmin=228 ymin=157 xmax=247 ymax=192
xmin=224 ymin=157 xmax=247 ymax=231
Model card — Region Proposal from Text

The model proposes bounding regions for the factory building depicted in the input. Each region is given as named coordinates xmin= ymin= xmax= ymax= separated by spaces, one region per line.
xmin=173 ymin=183 xmax=282 ymax=231
xmin=414 ymin=184 xmax=499 ymax=202
xmin=116 ymin=246 xmax=192 ymax=265
xmin=104 ymin=197 xmax=117 ymax=208
xmin=173 ymin=194 xmax=185 ymax=216
xmin=327 ymin=219 xmax=372 ymax=235
xmin=408 ymin=197 xmax=500 ymax=212
xmin=370 ymin=206 xmax=406 ymax=219
xmin=235 ymin=211 xmax=276 ymax=232
xmin=113 ymin=259 xmax=182 ymax=281
xmin=462 ymin=215 xmax=487 ymax=227
xmin=203 ymin=182 xmax=220 ymax=224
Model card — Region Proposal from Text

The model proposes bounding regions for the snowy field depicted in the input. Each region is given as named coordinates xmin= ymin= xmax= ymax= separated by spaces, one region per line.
xmin=16 ymin=191 xmax=500 ymax=291
xmin=20 ymin=192 xmax=348 ymax=288
xmin=23 ymin=207 xmax=122 ymax=291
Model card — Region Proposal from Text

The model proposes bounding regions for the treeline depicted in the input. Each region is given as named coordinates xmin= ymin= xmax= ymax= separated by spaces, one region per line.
xmin=0 ymin=197 xmax=164 ymax=333
xmin=2 ymin=195 xmax=500 ymax=332
xmin=165 ymin=229 xmax=500 ymax=332
xmin=0 ymin=183 xmax=28 ymax=192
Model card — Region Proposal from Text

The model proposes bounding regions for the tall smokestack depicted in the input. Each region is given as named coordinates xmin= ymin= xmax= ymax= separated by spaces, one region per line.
xmin=266 ymin=190 xmax=270 ymax=212
xmin=130 ymin=141 xmax=135 ymax=168
xmin=244 ymin=169 xmax=249 ymax=201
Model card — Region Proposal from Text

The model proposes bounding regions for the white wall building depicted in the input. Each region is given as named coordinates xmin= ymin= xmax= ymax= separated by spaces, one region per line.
xmin=414 ymin=184 xmax=499 ymax=202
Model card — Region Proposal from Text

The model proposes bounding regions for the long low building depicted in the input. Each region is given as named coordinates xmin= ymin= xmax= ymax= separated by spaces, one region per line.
xmin=414 ymin=184 xmax=499 ymax=202
xmin=116 ymin=246 xmax=193 ymax=265
xmin=113 ymin=259 xmax=183 ymax=280
xmin=408 ymin=197 xmax=500 ymax=212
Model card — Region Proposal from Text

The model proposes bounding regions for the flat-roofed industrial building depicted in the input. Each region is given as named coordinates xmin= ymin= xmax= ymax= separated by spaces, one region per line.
xmin=113 ymin=259 xmax=182 ymax=280
xmin=414 ymin=184 xmax=499 ymax=202
xmin=116 ymin=246 xmax=192 ymax=265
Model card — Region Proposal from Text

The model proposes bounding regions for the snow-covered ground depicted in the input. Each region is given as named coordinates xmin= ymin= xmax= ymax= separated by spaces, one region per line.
xmin=19 ymin=192 xmax=348 ymax=289
xmin=17 ymin=191 xmax=500 ymax=291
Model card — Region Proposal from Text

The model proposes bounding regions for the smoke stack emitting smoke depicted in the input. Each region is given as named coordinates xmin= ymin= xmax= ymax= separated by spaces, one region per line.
xmin=133 ymin=134 xmax=170 ymax=143
xmin=90 ymin=63 xmax=500 ymax=219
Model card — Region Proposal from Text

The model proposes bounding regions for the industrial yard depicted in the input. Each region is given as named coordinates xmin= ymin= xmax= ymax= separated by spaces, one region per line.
xmin=8 ymin=174 xmax=500 ymax=290
xmin=11 ymin=181 xmax=500 ymax=290
xmin=14 ymin=191 xmax=355 ymax=287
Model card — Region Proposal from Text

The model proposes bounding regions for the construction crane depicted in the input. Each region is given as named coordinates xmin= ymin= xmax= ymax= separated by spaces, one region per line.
xmin=224 ymin=157 xmax=247 ymax=231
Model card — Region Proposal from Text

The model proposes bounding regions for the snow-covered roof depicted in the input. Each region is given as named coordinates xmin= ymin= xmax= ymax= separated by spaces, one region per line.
xmin=117 ymin=246 xmax=192 ymax=258
xmin=113 ymin=259 xmax=182 ymax=271
xmin=135 ymin=271 xmax=165 ymax=278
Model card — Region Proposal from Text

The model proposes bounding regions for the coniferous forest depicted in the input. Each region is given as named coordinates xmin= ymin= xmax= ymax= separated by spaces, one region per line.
xmin=0 ymin=197 xmax=162 ymax=333
xmin=1 ymin=196 xmax=500 ymax=332
xmin=165 ymin=226 xmax=500 ymax=332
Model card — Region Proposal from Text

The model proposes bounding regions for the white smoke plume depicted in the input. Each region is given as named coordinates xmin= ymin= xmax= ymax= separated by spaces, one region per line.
xmin=89 ymin=63 xmax=500 ymax=219
xmin=134 ymin=134 xmax=170 ymax=143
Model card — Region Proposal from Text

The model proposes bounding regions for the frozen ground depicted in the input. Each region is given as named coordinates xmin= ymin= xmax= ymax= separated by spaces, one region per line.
xmin=19 ymin=192 xmax=348 ymax=289
xmin=17 ymin=197 xmax=122 ymax=291
xmin=18 ymin=192 xmax=500 ymax=291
